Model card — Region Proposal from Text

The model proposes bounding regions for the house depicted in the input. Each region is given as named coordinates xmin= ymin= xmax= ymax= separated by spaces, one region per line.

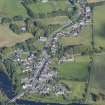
xmin=86 ymin=6 xmax=91 ymax=13
xmin=39 ymin=37 xmax=47 ymax=42
xmin=20 ymin=26 xmax=26 ymax=32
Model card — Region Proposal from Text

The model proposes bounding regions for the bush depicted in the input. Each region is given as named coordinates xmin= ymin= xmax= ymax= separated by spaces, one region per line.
xmin=9 ymin=23 xmax=21 ymax=34
xmin=1 ymin=17 xmax=12 ymax=24
xmin=13 ymin=16 xmax=23 ymax=21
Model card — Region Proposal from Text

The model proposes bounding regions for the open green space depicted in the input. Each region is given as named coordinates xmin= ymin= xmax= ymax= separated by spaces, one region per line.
xmin=91 ymin=54 xmax=105 ymax=92
xmin=93 ymin=4 xmax=105 ymax=48
xmin=58 ymin=55 xmax=89 ymax=81
xmin=28 ymin=0 xmax=68 ymax=14
xmin=38 ymin=16 xmax=69 ymax=25
xmin=60 ymin=80 xmax=86 ymax=101
xmin=0 ymin=0 xmax=27 ymax=16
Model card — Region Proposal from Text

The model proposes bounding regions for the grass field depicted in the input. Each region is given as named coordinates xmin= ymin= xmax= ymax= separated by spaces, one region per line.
xmin=0 ymin=0 xmax=27 ymax=16
xmin=0 ymin=24 xmax=32 ymax=47
xmin=91 ymin=54 xmax=105 ymax=92
xmin=28 ymin=0 xmax=68 ymax=14
xmin=93 ymin=4 xmax=105 ymax=48
xmin=60 ymin=80 xmax=86 ymax=101
xmin=58 ymin=55 xmax=89 ymax=81
xmin=38 ymin=16 xmax=69 ymax=25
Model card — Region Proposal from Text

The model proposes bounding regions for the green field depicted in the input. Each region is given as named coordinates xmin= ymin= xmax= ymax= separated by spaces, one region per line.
xmin=0 ymin=0 xmax=27 ymax=16
xmin=38 ymin=16 xmax=69 ymax=25
xmin=60 ymin=80 xmax=86 ymax=101
xmin=94 ymin=4 xmax=105 ymax=48
xmin=28 ymin=0 xmax=68 ymax=14
xmin=58 ymin=56 xmax=89 ymax=81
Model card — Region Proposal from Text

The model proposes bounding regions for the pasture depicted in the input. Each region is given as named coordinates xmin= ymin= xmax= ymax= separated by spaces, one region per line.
xmin=93 ymin=4 xmax=105 ymax=48
xmin=0 ymin=0 xmax=27 ymax=16
xmin=28 ymin=0 xmax=68 ymax=14
xmin=0 ymin=24 xmax=32 ymax=47
xmin=58 ymin=55 xmax=89 ymax=81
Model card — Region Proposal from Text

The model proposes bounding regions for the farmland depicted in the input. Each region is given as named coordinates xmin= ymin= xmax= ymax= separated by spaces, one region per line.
xmin=38 ymin=16 xmax=69 ymax=25
xmin=28 ymin=0 xmax=68 ymax=14
xmin=0 ymin=25 xmax=32 ymax=47
xmin=94 ymin=4 xmax=105 ymax=48
xmin=58 ymin=55 xmax=89 ymax=81
xmin=0 ymin=0 xmax=27 ymax=16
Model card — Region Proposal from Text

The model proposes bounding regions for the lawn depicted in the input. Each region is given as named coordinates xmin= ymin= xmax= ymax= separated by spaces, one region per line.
xmin=0 ymin=24 xmax=32 ymax=47
xmin=0 ymin=0 xmax=27 ymax=16
xmin=28 ymin=0 xmax=68 ymax=14
xmin=58 ymin=55 xmax=90 ymax=81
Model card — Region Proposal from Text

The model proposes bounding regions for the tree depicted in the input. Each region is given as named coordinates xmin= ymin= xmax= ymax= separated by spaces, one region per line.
xmin=9 ymin=23 xmax=21 ymax=34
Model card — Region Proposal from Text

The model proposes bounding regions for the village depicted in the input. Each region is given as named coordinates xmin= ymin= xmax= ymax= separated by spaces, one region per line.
xmin=1 ymin=0 xmax=105 ymax=105
xmin=6 ymin=1 xmax=92 ymax=102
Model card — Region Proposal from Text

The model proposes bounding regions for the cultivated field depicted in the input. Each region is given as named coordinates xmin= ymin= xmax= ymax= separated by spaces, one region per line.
xmin=0 ymin=25 xmax=32 ymax=47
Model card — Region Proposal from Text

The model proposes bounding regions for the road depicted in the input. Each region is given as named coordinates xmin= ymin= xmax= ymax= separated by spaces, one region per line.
xmin=8 ymin=92 xmax=25 ymax=103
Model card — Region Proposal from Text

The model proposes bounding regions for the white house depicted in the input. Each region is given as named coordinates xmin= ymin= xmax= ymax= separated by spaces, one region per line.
xmin=39 ymin=37 xmax=47 ymax=42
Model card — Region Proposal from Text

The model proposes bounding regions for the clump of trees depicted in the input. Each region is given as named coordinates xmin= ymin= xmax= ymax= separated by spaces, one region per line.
xmin=1 ymin=17 xmax=12 ymax=24
xmin=13 ymin=16 xmax=23 ymax=21
xmin=9 ymin=23 xmax=21 ymax=34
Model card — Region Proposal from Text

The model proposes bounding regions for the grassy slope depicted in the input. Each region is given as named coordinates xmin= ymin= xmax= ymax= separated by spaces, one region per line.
xmin=0 ymin=25 xmax=32 ymax=47
xmin=0 ymin=0 xmax=26 ymax=16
